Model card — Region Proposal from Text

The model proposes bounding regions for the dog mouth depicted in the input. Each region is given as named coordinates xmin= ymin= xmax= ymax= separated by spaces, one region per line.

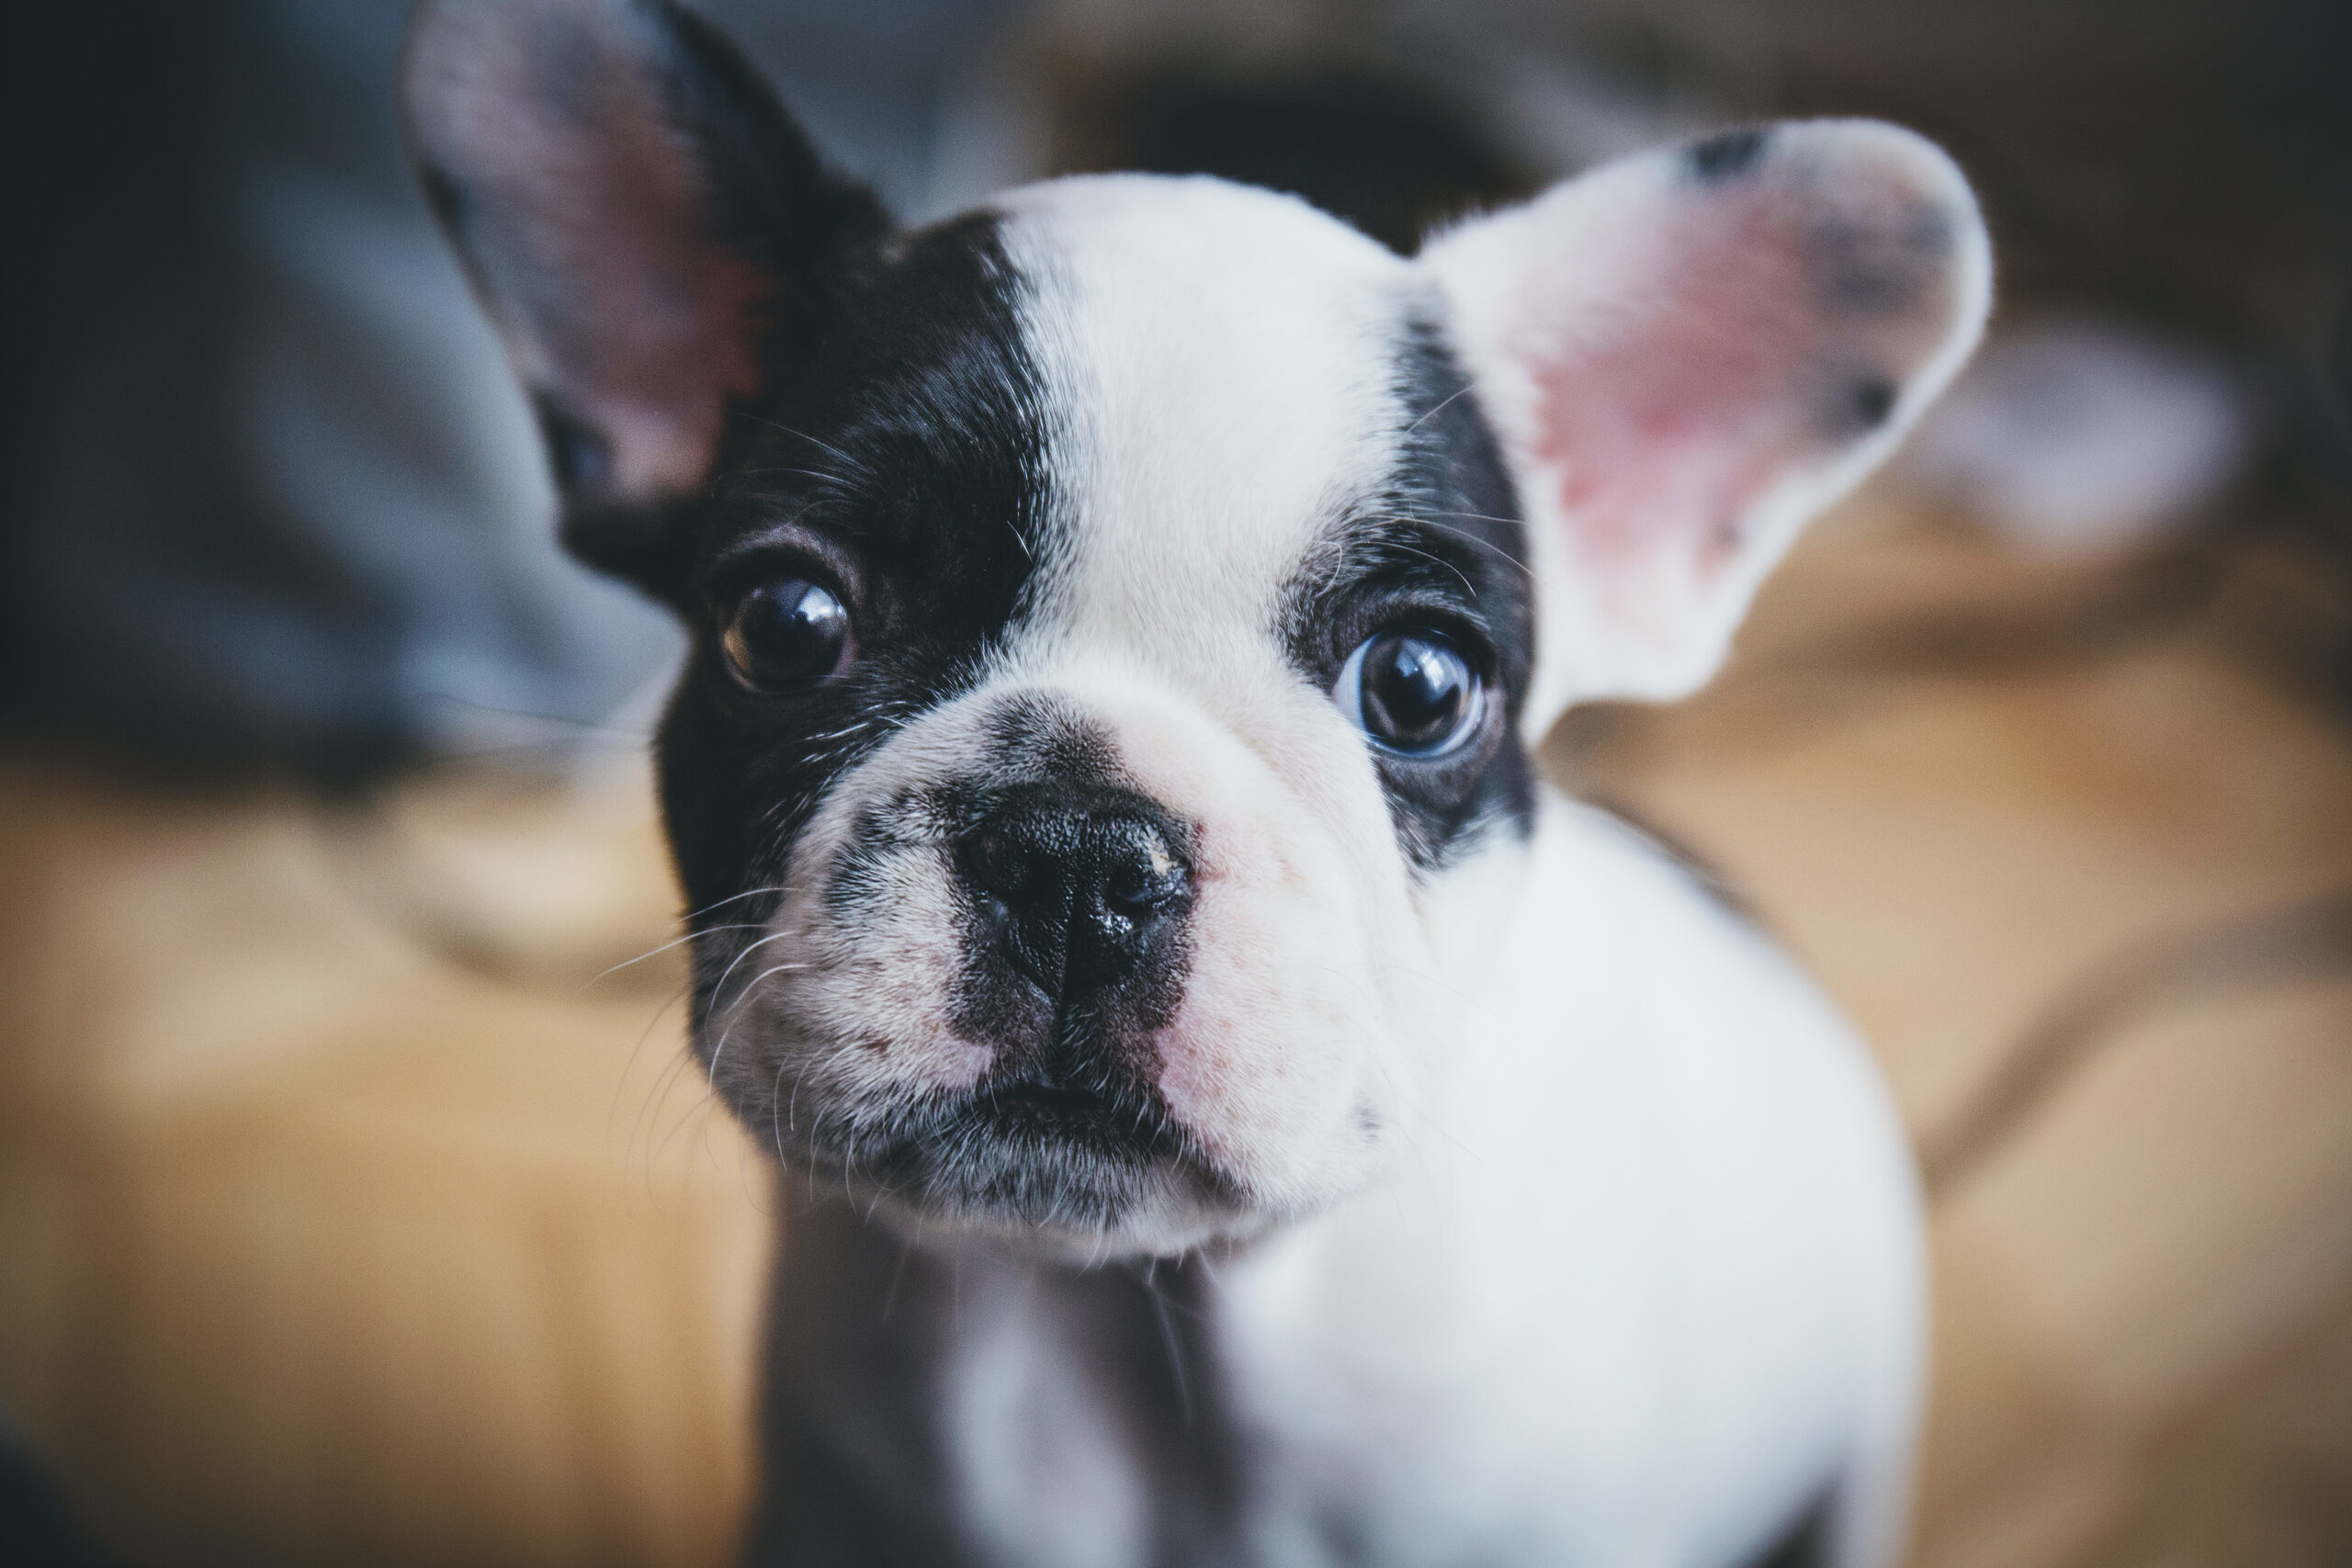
xmin=836 ymin=1070 xmax=1215 ymax=1231
xmin=934 ymin=1072 xmax=1190 ymax=1179
xmin=971 ymin=1078 xmax=1166 ymax=1143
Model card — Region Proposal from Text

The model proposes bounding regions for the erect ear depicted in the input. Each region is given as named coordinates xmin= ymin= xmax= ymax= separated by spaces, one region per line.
xmin=402 ymin=0 xmax=887 ymax=589
xmin=1421 ymin=120 xmax=1991 ymax=731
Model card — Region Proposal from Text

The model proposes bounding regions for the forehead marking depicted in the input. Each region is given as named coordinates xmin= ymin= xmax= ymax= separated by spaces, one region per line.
xmin=991 ymin=177 xmax=1424 ymax=683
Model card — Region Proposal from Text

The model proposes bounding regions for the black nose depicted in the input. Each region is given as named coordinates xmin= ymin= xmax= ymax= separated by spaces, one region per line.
xmin=956 ymin=797 xmax=1193 ymax=1002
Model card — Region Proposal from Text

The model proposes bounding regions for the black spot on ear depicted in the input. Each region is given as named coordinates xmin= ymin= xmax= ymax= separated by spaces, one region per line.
xmin=1354 ymin=1102 xmax=1382 ymax=1140
xmin=1687 ymin=128 xmax=1769 ymax=184
xmin=1849 ymin=377 xmax=1897 ymax=433
xmin=1900 ymin=202 xmax=1957 ymax=262
xmin=1807 ymin=213 xmax=1942 ymax=319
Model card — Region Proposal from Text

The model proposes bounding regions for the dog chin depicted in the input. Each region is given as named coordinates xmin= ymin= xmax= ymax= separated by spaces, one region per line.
xmin=808 ymin=1093 xmax=1272 ymax=1261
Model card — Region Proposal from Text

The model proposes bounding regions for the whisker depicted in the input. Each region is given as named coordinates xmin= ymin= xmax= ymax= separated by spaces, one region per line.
xmin=1145 ymin=1273 xmax=1193 ymax=1426
xmin=582 ymin=921 xmax=768 ymax=992
xmin=732 ymin=465 xmax=866 ymax=492
xmin=1373 ymin=511 xmax=1533 ymax=576
xmin=683 ymin=885 xmax=794 ymax=923
xmin=707 ymin=929 xmax=802 ymax=1015
xmin=706 ymin=956 xmax=818 ymax=1084
xmin=1372 ymin=535 xmax=1480 ymax=600
xmin=1403 ymin=380 xmax=1476 ymax=434
xmin=610 ymin=981 xmax=695 ymax=1198
xmin=736 ymin=414 xmax=871 ymax=477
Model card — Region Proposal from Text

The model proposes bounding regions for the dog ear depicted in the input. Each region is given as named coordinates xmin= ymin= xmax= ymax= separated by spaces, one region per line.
xmin=1421 ymin=120 xmax=1991 ymax=730
xmin=403 ymin=0 xmax=887 ymax=590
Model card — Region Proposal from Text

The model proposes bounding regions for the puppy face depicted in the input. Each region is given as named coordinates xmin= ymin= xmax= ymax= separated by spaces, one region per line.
xmin=407 ymin=0 xmax=1989 ymax=1255
xmin=651 ymin=186 xmax=1536 ymax=1252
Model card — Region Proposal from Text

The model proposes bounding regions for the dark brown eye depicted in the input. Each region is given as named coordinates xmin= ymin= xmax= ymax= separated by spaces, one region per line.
xmin=1336 ymin=629 xmax=1484 ymax=756
xmin=721 ymin=579 xmax=851 ymax=693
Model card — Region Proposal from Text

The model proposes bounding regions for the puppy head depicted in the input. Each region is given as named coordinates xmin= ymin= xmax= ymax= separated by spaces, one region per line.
xmin=407 ymin=0 xmax=1989 ymax=1257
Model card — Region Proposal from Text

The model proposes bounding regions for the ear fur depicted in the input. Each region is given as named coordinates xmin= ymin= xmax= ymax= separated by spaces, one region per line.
xmin=1421 ymin=119 xmax=1992 ymax=732
xmin=402 ymin=0 xmax=887 ymax=590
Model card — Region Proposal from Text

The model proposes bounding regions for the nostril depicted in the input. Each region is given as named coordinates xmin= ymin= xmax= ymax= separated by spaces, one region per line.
xmin=1100 ymin=826 xmax=1191 ymax=923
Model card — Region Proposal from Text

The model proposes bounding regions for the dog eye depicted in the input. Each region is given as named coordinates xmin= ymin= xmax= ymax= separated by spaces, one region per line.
xmin=721 ymin=579 xmax=852 ymax=693
xmin=1335 ymin=629 xmax=1486 ymax=757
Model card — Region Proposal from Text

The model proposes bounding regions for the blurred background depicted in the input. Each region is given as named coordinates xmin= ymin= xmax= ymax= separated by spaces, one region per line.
xmin=3 ymin=0 xmax=2350 ymax=1563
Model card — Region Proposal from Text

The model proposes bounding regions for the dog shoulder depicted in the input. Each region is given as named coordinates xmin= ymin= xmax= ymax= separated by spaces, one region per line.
xmin=1476 ymin=789 xmax=1922 ymax=1337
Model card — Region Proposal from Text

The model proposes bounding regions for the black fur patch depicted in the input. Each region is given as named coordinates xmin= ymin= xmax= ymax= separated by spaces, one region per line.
xmin=655 ymin=213 xmax=1252 ymax=1230
xmin=662 ymin=209 xmax=1053 ymax=1012
xmin=1278 ymin=313 xmax=1536 ymax=874
xmin=1805 ymin=204 xmax=1952 ymax=321
xmin=1687 ymin=127 xmax=1770 ymax=183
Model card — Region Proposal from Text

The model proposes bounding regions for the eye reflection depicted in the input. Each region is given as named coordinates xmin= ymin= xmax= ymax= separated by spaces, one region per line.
xmin=1335 ymin=629 xmax=1485 ymax=757
xmin=721 ymin=579 xmax=851 ymax=693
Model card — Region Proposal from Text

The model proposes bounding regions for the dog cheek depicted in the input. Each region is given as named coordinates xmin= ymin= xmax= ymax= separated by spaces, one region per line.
xmin=1102 ymin=690 xmax=1428 ymax=1204
xmin=1156 ymin=911 xmax=1362 ymax=1201
xmin=1152 ymin=808 xmax=1428 ymax=1209
xmin=728 ymin=845 xmax=996 ymax=1144
xmin=823 ymin=851 xmax=998 ymax=1091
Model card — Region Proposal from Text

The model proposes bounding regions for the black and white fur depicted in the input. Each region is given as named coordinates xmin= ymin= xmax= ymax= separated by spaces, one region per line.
xmin=404 ymin=6 xmax=1991 ymax=1564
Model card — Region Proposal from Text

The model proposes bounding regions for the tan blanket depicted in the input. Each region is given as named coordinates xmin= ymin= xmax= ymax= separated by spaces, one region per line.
xmin=3 ymin=495 xmax=2347 ymax=1567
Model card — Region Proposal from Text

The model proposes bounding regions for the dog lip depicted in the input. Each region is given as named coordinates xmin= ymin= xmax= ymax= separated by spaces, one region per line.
xmin=976 ymin=1080 xmax=1152 ymax=1138
xmin=838 ymin=1074 xmax=1253 ymax=1235
xmin=944 ymin=1075 xmax=1195 ymax=1171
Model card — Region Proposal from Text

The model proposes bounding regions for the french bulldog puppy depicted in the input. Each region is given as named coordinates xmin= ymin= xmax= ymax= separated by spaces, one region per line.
xmin=405 ymin=4 xmax=1990 ymax=1563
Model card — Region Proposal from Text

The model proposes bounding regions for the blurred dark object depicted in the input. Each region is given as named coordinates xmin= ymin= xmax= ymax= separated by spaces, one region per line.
xmin=3 ymin=0 xmax=678 ymax=783
xmin=0 ymin=1430 xmax=130 ymax=1568
xmin=1744 ymin=0 xmax=2352 ymax=675
xmin=1071 ymin=65 xmax=1536 ymax=252
xmin=1 ymin=3 xmax=212 ymax=745
xmin=0 ymin=0 xmax=1012 ymax=786
xmin=2288 ymin=235 xmax=2352 ymax=701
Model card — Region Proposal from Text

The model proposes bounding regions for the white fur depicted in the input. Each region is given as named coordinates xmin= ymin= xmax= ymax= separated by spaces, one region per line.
xmin=1216 ymin=802 xmax=1926 ymax=1568
xmin=999 ymin=180 xmax=1464 ymax=1219
xmin=910 ymin=803 xmax=1924 ymax=1568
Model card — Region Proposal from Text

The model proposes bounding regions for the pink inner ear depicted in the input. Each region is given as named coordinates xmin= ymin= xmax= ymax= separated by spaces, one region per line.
xmin=544 ymin=76 xmax=773 ymax=390
xmin=1430 ymin=118 xmax=1986 ymax=705
xmin=522 ymin=48 xmax=777 ymax=495
xmin=431 ymin=5 xmax=781 ymax=500
xmin=1525 ymin=194 xmax=1821 ymax=600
